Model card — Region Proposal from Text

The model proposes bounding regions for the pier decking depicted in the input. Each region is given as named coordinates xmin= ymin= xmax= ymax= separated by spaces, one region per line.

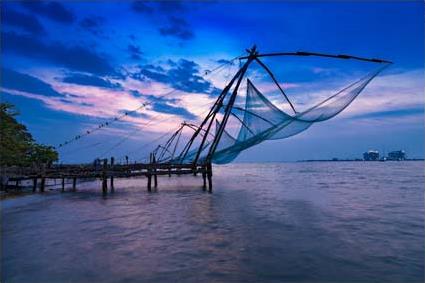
xmin=0 ymin=160 xmax=213 ymax=194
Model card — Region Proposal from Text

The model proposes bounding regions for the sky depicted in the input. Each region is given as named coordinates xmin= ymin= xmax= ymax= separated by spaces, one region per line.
xmin=1 ymin=1 xmax=424 ymax=163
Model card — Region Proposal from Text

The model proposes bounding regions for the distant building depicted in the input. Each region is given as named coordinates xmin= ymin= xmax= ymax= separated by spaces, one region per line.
xmin=363 ymin=150 xmax=379 ymax=161
xmin=387 ymin=150 xmax=406 ymax=161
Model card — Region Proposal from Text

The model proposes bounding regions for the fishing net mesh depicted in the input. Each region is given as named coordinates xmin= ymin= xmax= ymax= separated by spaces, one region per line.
xmin=170 ymin=63 xmax=389 ymax=164
xmin=209 ymin=64 xmax=389 ymax=164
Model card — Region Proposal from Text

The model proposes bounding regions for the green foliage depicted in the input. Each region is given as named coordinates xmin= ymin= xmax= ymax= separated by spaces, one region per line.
xmin=0 ymin=102 xmax=58 ymax=167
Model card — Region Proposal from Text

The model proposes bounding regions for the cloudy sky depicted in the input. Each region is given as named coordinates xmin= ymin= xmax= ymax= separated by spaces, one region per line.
xmin=1 ymin=1 xmax=423 ymax=163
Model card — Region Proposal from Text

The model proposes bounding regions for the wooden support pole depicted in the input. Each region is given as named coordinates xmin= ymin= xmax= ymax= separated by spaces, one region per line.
xmin=202 ymin=169 xmax=207 ymax=190
xmin=32 ymin=178 xmax=37 ymax=192
xmin=152 ymin=154 xmax=158 ymax=188
xmin=192 ymin=163 xmax=197 ymax=177
xmin=110 ymin=157 xmax=115 ymax=192
xmin=147 ymin=153 xmax=152 ymax=192
xmin=153 ymin=155 xmax=158 ymax=188
xmin=40 ymin=177 xmax=45 ymax=192
xmin=61 ymin=178 xmax=65 ymax=192
xmin=181 ymin=54 xmax=249 ymax=164
xmin=154 ymin=172 xmax=158 ymax=188
xmin=205 ymin=47 xmax=256 ymax=164
xmin=102 ymin=158 xmax=108 ymax=194
xmin=207 ymin=162 xmax=213 ymax=193
xmin=40 ymin=163 xmax=46 ymax=192
xmin=72 ymin=177 xmax=76 ymax=191
xmin=147 ymin=173 xmax=152 ymax=192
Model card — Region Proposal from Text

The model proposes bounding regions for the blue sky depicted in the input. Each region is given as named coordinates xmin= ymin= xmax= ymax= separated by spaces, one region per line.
xmin=1 ymin=1 xmax=424 ymax=163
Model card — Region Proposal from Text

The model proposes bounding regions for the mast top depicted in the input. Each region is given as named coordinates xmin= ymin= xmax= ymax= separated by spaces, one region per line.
xmin=245 ymin=45 xmax=259 ymax=59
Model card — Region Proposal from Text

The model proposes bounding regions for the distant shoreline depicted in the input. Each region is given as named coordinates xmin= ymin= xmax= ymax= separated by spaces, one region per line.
xmin=297 ymin=159 xmax=424 ymax=162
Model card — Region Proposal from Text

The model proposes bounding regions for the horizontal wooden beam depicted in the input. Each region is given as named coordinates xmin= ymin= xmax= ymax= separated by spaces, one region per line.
xmin=1 ymin=162 xmax=208 ymax=181
xmin=239 ymin=51 xmax=392 ymax=64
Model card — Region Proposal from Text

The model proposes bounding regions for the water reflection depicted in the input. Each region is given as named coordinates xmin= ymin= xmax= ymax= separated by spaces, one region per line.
xmin=2 ymin=162 xmax=424 ymax=283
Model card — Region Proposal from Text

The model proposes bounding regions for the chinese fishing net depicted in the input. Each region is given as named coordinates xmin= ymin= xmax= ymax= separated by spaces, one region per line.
xmin=208 ymin=63 xmax=390 ymax=164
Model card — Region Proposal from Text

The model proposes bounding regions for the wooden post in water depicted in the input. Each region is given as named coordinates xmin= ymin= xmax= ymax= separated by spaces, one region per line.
xmin=110 ymin=157 xmax=115 ymax=193
xmin=61 ymin=177 xmax=65 ymax=192
xmin=147 ymin=173 xmax=152 ymax=192
xmin=32 ymin=178 xmax=37 ymax=192
xmin=202 ymin=167 xmax=207 ymax=191
xmin=40 ymin=178 xmax=45 ymax=192
xmin=193 ymin=164 xmax=197 ymax=176
xmin=102 ymin=158 xmax=108 ymax=194
xmin=207 ymin=162 xmax=213 ymax=193
xmin=147 ymin=153 xmax=152 ymax=192
xmin=40 ymin=164 xmax=46 ymax=192
xmin=153 ymin=154 xmax=158 ymax=188
xmin=72 ymin=177 xmax=76 ymax=191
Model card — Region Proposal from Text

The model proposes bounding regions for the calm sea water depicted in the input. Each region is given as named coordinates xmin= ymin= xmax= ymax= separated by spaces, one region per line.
xmin=1 ymin=162 xmax=424 ymax=283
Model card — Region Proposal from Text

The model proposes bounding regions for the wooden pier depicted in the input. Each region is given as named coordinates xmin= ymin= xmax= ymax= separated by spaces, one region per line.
xmin=0 ymin=159 xmax=213 ymax=194
xmin=1 ymin=46 xmax=390 ymax=196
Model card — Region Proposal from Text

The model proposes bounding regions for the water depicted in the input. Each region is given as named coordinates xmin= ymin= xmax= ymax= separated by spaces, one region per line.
xmin=2 ymin=162 xmax=424 ymax=283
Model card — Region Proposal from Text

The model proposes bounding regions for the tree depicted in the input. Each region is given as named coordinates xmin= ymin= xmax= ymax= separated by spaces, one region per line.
xmin=0 ymin=102 xmax=58 ymax=166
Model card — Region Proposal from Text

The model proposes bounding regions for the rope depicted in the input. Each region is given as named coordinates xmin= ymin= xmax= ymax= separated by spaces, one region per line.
xmin=97 ymin=113 xmax=180 ymax=159
xmin=56 ymin=54 xmax=243 ymax=150
xmin=56 ymin=88 xmax=178 ymax=149
xmin=118 ymin=99 xmax=217 ymax=162
xmin=127 ymin=125 xmax=183 ymax=163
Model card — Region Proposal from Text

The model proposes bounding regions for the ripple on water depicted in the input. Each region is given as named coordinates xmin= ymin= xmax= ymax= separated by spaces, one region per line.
xmin=1 ymin=161 xmax=424 ymax=283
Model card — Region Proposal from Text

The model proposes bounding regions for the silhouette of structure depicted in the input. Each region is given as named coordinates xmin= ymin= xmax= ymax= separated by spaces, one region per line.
xmin=387 ymin=150 xmax=406 ymax=161
xmin=167 ymin=46 xmax=391 ymax=166
xmin=363 ymin=150 xmax=380 ymax=161
xmin=1 ymin=46 xmax=392 ymax=193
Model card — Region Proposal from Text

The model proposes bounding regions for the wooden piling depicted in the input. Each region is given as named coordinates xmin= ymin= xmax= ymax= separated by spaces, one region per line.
xmin=3 ymin=161 xmax=217 ymax=195
xmin=147 ymin=153 xmax=153 ymax=192
xmin=147 ymin=173 xmax=152 ymax=192
xmin=153 ymin=155 xmax=158 ymax=188
xmin=32 ymin=178 xmax=37 ymax=192
xmin=102 ymin=158 xmax=108 ymax=194
xmin=40 ymin=177 xmax=45 ymax=192
xmin=207 ymin=162 xmax=213 ymax=192
xmin=110 ymin=157 xmax=115 ymax=192
xmin=202 ymin=170 xmax=207 ymax=190
xmin=40 ymin=164 xmax=46 ymax=192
